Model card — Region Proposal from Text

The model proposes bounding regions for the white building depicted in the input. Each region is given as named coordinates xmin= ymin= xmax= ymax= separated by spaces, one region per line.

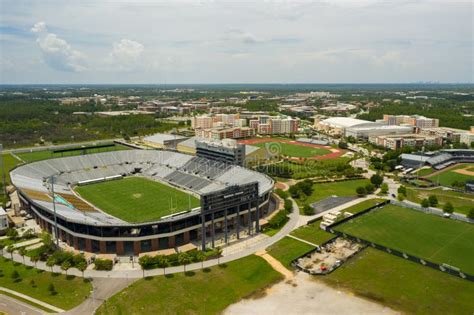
xmin=0 ymin=207 xmax=8 ymax=232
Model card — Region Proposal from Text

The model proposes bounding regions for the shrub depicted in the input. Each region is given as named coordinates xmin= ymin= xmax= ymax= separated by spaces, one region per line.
xmin=48 ymin=283 xmax=56 ymax=295
xmin=370 ymin=174 xmax=384 ymax=187
xmin=275 ymin=189 xmax=289 ymax=200
xmin=268 ymin=210 xmax=289 ymax=229
xmin=94 ymin=258 xmax=113 ymax=271
xmin=397 ymin=185 xmax=407 ymax=196
xmin=380 ymin=183 xmax=389 ymax=194
xmin=428 ymin=195 xmax=438 ymax=207
xmin=467 ymin=208 xmax=474 ymax=220
xmin=421 ymin=198 xmax=430 ymax=208
xmin=284 ymin=199 xmax=293 ymax=212
xmin=356 ymin=186 xmax=367 ymax=197
xmin=365 ymin=184 xmax=375 ymax=194
xmin=443 ymin=202 xmax=454 ymax=214
xmin=303 ymin=204 xmax=315 ymax=216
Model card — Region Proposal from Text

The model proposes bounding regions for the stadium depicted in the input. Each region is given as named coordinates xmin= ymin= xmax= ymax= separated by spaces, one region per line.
xmin=9 ymin=150 xmax=274 ymax=255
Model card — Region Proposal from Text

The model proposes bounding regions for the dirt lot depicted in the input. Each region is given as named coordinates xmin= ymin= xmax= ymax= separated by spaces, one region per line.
xmin=224 ymin=272 xmax=398 ymax=315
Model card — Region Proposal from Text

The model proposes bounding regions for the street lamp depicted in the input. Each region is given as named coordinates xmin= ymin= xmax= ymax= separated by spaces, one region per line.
xmin=46 ymin=176 xmax=60 ymax=246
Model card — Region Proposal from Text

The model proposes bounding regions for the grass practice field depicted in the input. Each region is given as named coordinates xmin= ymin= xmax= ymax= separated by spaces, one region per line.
xmin=295 ymin=179 xmax=370 ymax=205
xmin=96 ymin=255 xmax=282 ymax=315
xmin=75 ymin=177 xmax=200 ymax=223
xmin=253 ymin=141 xmax=331 ymax=158
xmin=266 ymin=236 xmax=315 ymax=269
xmin=335 ymin=204 xmax=474 ymax=274
xmin=406 ymin=186 xmax=474 ymax=215
xmin=17 ymin=144 xmax=130 ymax=163
xmin=426 ymin=163 xmax=474 ymax=187
xmin=0 ymin=257 xmax=91 ymax=310
xmin=322 ymin=248 xmax=474 ymax=315
xmin=290 ymin=220 xmax=335 ymax=245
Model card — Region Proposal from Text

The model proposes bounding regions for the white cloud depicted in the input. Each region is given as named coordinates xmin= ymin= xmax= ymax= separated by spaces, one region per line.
xmin=107 ymin=39 xmax=144 ymax=71
xmin=31 ymin=21 xmax=86 ymax=72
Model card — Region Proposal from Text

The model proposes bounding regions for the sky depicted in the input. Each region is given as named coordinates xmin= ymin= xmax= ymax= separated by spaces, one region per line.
xmin=0 ymin=0 xmax=472 ymax=84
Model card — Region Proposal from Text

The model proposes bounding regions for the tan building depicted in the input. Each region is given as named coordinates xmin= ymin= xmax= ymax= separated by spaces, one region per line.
xmin=383 ymin=114 xmax=439 ymax=129
xmin=195 ymin=126 xmax=255 ymax=140
xmin=369 ymin=134 xmax=442 ymax=150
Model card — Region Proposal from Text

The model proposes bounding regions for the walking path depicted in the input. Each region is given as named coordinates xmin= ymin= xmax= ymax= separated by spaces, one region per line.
xmin=255 ymin=250 xmax=293 ymax=279
xmin=0 ymin=287 xmax=64 ymax=313
xmin=0 ymin=294 xmax=43 ymax=315
xmin=287 ymin=234 xmax=319 ymax=248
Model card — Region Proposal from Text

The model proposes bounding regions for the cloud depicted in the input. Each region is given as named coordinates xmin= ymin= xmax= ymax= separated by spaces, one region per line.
xmin=31 ymin=21 xmax=86 ymax=72
xmin=107 ymin=39 xmax=144 ymax=70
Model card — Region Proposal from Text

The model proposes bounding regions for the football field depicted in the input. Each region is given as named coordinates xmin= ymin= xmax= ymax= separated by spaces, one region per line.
xmin=334 ymin=204 xmax=474 ymax=274
xmin=75 ymin=177 xmax=200 ymax=223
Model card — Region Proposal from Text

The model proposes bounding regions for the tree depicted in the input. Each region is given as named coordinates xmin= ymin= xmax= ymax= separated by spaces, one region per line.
xmin=356 ymin=186 xmax=367 ymax=197
xmin=421 ymin=198 xmax=430 ymax=208
xmin=11 ymin=270 xmax=19 ymax=280
xmin=215 ymin=247 xmax=223 ymax=265
xmin=6 ymin=245 xmax=14 ymax=259
xmin=30 ymin=253 xmax=40 ymax=268
xmin=397 ymin=185 xmax=407 ymax=196
xmin=370 ymin=174 xmax=384 ymax=188
xmin=443 ymin=202 xmax=454 ymax=214
xmin=303 ymin=204 xmax=315 ymax=216
xmin=6 ymin=228 xmax=19 ymax=240
xmin=48 ymin=283 xmax=56 ymax=295
xmin=46 ymin=257 xmax=56 ymax=272
xmin=428 ymin=195 xmax=438 ymax=207
xmin=397 ymin=194 xmax=405 ymax=201
xmin=178 ymin=252 xmax=190 ymax=272
xmin=196 ymin=251 xmax=206 ymax=270
xmin=380 ymin=183 xmax=389 ymax=194
xmin=365 ymin=184 xmax=375 ymax=194
xmin=40 ymin=232 xmax=54 ymax=251
xmin=76 ymin=260 xmax=87 ymax=278
xmin=467 ymin=208 xmax=474 ymax=220
xmin=156 ymin=255 xmax=169 ymax=275
xmin=18 ymin=247 xmax=27 ymax=264
xmin=284 ymin=199 xmax=293 ymax=213
xmin=61 ymin=261 xmax=71 ymax=276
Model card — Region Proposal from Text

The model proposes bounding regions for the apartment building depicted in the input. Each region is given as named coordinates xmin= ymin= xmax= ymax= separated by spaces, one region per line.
xmin=382 ymin=115 xmax=439 ymax=129
xmin=370 ymin=134 xmax=442 ymax=150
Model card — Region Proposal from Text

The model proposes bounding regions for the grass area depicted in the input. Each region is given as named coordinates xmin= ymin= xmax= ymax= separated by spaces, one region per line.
xmin=405 ymin=186 xmax=474 ymax=215
xmin=0 ymin=257 xmax=91 ymax=310
xmin=337 ymin=198 xmax=386 ymax=216
xmin=296 ymin=179 xmax=370 ymax=205
xmin=0 ymin=290 xmax=55 ymax=313
xmin=426 ymin=163 xmax=474 ymax=187
xmin=321 ymin=248 xmax=474 ymax=315
xmin=96 ymin=255 xmax=282 ymax=315
xmin=0 ymin=153 xmax=21 ymax=185
xmin=290 ymin=220 xmax=335 ymax=245
xmin=16 ymin=144 xmax=130 ymax=163
xmin=415 ymin=167 xmax=436 ymax=177
xmin=254 ymin=141 xmax=331 ymax=158
xmin=335 ymin=204 xmax=474 ymax=274
xmin=266 ymin=236 xmax=315 ymax=269
xmin=75 ymin=177 xmax=200 ymax=223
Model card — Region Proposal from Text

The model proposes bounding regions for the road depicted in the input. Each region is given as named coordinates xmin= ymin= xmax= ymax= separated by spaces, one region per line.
xmin=0 ymin=294 xmax=44 ymax=315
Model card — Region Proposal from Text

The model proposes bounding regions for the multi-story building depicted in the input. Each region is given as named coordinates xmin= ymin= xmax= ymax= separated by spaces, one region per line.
xmin=195 ymin=127 xmax=255 ymax=140
xmin=270 ymin=117 xmax=299 ymax=134
xmin=382 ymin=115 xmax=439 ymax=129
xmin=195 ymin=138 xmax=246 ymax=166
xmin=419 ymin=127 xmax=467 ymax=143
xmin=191 ymin=116 xmax=214 ymax=129
xmin=369 ymin=134 xmax=442 ymax=150
xmin=0 ymin=207 xmax=8 ymax=233
xmin=460 ymin=127 xmax=474 ymax=146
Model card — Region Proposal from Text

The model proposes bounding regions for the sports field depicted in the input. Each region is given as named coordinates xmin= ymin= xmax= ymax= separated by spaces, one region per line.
xmin=335 ymin=204 xmax=474 ymax=274
xmin=295 ymin=179 xmax=370 ymax=205
xmin=75 ymin=177 xmax=200 ymax=223
xmin=427 ymin=163 xmax=474 ymax=187
xmin=406 ymin=186 xmax=474 ymax=215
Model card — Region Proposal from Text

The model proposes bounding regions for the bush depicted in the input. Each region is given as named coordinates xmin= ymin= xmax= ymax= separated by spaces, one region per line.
xmin=428 ymin=195 xmax=438 ymax=207
xmin=268 ymin=210 xmax=289 ymax=229
xmin=421 ymin=198 xmax=430 ymax=208
xmin=365 ymin=184 xmax=375 ymax=194
xmin=94 ymin=258 xmax=113 ymax=271
xmin=370 ymin=174 xmax=384 ymax=188
xmin=303 ymin=204 xmax=315 ymax=216
xmin=380 ymin=183 xmax=389 ymax=194
xmin=443 ymin=202 xmax=454 ymax=214
xmin=275 ymin=189 xmax=289 ymax=200
xmin=284 ymin=199 xmax=293 ymax=212
xmin=397 ymin=185 xmax=407 ymax=196
xmin=467 ymin=208 xmax=474 ymax=220
xmin=356 ymin=186 xmax=367 ymax=197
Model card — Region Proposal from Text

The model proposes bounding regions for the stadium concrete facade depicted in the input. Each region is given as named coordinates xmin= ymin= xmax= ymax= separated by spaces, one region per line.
xmin=10 ymin=150 xmax=274 ymax=255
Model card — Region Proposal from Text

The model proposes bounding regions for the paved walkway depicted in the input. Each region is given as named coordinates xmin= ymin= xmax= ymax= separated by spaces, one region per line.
xmin=0 ymin=294 xmax=44 ymax=315
xmin=255 ymin=250 xmax=293 ymax=279
xmin=0 ymin=287 xmax=64 ymax=313
xmin=287 ymin=234 xmax=319 ymax=248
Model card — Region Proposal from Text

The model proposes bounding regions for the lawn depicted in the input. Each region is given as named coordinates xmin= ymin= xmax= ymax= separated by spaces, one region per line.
xmin=17 ymin=144 xmax=130 ymax=163
xmin=337 ymin=198 xmax=386 ymax=216
xmin=254 ymin=141 xmax=331 ymax=158
xmin=290 ymin=220 xmax=335 ymax=245
xmin=75 ymin=177 xmax=200 ymax=223
xmin=95 ymin=255 xmax=282 ymax=315
xmin=334 ymin=204 xmax=474 ymax=274
xmin=321 ymin=248 xmax=474 ymax=315
xmin=427 ymin=163 xmax=474 ymax=187
xmin=415 ymin=167 xmax=435 ymax=177
xmin=0 ymin=257 xmax=91 ymax=310
xmin=405 ymin=186 xmax=474 ymax=215
xmin=0 ymin=153 xmax=21 ymax=185
xmin=266 ymin=236 xmax=315 ymax=269
xmin=296 ymin=179 xmax=370 ymax=205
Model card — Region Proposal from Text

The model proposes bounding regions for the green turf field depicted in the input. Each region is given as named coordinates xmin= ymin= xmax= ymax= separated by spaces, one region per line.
xmin=95 ymin=255 xmax=282 ymax=315
xmin=295 ymin=179 xmax=370 ymax=206
xmin=254 ymin=141 xmax=331 ymax=158
xmin=17 ymin=144 xmax=130 ymax=163
xmin=321 ymin=248 xmax=474 ymax=315
xmin=0 ymin=257 xmax=91 ymax=310
xmin=427 ymin=163 xmax=474 ymax=187
xmin=75 ymin=177 xmax=200 ymax=223
xmin=335 ymin=204 xmax=474 ymax=274
xmin=266 ymin=236 xmax=315 ymax=269
xmin=290 ymin=220 xmax=335 ymax=245
xmin=405 ymin=186 xmax=474 ymax=215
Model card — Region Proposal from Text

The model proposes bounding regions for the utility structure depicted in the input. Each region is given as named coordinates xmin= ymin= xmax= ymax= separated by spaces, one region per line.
xmin=45 ymin=175 xmax=60 ymax=246
xmin=200 ymin=182 xmax=260 ymax=251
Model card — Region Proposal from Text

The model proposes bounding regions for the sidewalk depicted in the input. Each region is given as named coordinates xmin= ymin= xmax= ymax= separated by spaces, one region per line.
xmin=0 ymin=287 xmax=64 ymax=313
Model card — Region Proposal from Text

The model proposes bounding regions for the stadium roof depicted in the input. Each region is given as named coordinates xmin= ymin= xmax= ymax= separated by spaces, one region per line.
xmin=180 ymin=136 xmax=260 ymax=155
xmin=144 ymin=133 xmax=187 ymax=144
xmin=321 ymin=117 xmax=373 ymax=128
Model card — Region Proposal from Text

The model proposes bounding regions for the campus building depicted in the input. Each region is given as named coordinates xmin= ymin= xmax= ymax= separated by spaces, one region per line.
xmin=382 ymin=114 xmax=439 ymax=129
xmin=195 ymin=126 xmax=255 ymax=140
xmin=196 ymin=138 xmax=246 ymax=166
xmin=369 ymin=134 xmax=442 ymax=150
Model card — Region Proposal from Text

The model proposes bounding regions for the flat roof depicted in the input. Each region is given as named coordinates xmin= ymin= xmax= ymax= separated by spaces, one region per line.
xmin=144 ymin=133 xmax=187 ymax=144
xmin=321 ymin=117 xmax=373 ymax=128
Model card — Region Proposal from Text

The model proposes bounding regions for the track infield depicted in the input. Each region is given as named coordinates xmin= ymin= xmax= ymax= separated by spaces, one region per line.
xmin=75 ymin=177 xmax=200 ymax=223
xmin=238 ymin=138 xmax=344 ymax=160
xmin=334 ymin=204 xmax=474 ymax=274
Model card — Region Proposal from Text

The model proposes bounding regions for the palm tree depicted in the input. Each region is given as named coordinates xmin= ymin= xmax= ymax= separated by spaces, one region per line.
xmin=46 ymin=257 xmax=56 ymax=272
xmin=6 ymin=245 xmax=14 ymax=260
xmin=215 ymin=247 xmax=223 ymax=265
xmin=178 ymin=252 xmax=190 ymax=273
xmin=196 ymin=251 xmax=206 ymax=270
xmin=30 ymin=253 xmax=40 ymax=268
xmin=18 ymin=247 xmax=27 ymax=264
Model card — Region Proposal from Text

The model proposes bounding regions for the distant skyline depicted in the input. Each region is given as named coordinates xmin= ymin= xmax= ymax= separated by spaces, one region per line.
xmin=0 ymin=0 xmax=472 ymax=84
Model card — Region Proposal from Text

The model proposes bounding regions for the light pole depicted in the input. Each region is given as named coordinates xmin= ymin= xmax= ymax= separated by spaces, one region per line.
xmin=0 ymin=144 xmax=6 ymax=196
